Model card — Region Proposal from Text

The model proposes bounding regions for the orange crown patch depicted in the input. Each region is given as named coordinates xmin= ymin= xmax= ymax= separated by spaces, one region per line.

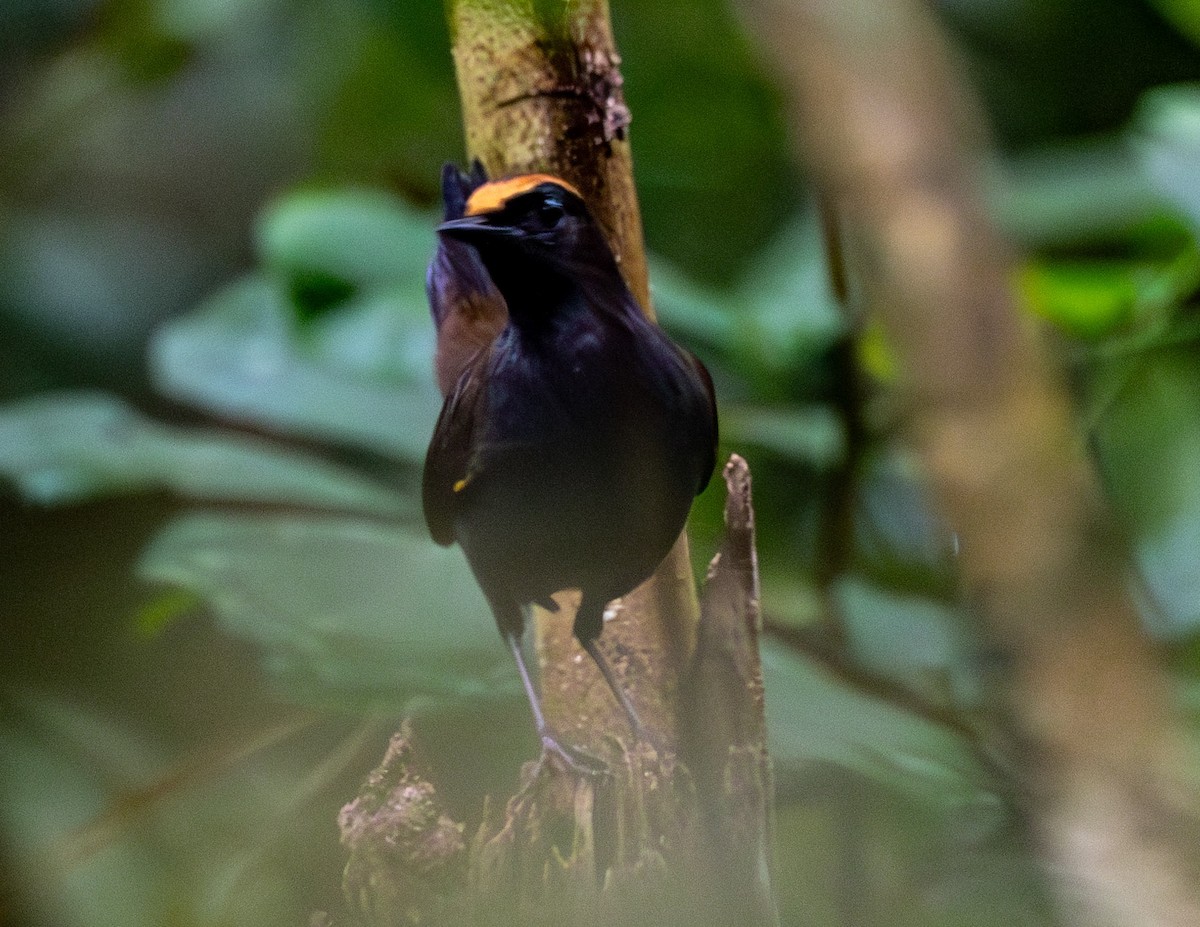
xmin=465 ymin=174 xmax=582 ymax=216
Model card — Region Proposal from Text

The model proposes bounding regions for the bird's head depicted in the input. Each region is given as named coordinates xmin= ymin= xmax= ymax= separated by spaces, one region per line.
xmin=436 ymin=174 xmax=613 ymax=282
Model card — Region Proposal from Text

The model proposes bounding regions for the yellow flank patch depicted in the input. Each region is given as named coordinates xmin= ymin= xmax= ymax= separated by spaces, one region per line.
xmin=465 ymin=174 xmax=581 ymax=216
xmin=453 ymin=477 xmax=470 ymax=493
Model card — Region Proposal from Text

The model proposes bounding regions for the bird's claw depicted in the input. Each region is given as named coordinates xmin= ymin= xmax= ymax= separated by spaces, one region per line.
xmin=537 ymin=731 xmax=610 ymax=778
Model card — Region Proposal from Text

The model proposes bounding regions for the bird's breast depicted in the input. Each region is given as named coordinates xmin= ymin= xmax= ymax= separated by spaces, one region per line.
xmin=476 ymin=321 xmax=687 ymax=507
xmin=454 ymin=314 xmax=710 ymax=602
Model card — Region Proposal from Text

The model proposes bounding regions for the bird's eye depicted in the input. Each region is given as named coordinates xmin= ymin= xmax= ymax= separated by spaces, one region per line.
xmin=537 ymin=199 xmax=565 ymax=229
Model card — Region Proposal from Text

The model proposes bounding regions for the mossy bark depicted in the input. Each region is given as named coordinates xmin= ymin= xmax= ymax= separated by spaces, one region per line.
xmin=449 ymin=0 xmax=647 ymax=306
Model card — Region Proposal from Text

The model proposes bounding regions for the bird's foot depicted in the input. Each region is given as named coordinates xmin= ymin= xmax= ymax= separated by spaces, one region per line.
xmin=535 ymin=729 xmax=609 ymax=779
xmin=628 ymin=725 xmax=669 ymax=759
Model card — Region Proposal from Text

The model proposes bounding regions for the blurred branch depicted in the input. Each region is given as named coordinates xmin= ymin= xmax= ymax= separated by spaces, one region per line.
xmin=739 ymin=1 xmax=1200 ymax=926
xmin=56 ymin=710 xmax=321 ymax=869
xmin=814 ymin=196 xmax=876 ymax=927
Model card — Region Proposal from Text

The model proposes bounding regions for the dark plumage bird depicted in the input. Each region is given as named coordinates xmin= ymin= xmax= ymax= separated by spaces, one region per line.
xmin=426 ymin=162 xmax=508 ymax=395
xmin=424 ymin=164 xmax=717 ymax=765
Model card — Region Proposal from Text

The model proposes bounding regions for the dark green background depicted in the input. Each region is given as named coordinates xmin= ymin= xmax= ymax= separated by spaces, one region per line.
xmin=2 ymin=1 xmax=1200 ymax=925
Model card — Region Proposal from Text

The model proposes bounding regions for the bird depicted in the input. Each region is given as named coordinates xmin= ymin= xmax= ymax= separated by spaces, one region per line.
xmin=426 ymin=162 xmax=507 ymax=395
xmin=423 ymin=164 xmax=717 ymax=768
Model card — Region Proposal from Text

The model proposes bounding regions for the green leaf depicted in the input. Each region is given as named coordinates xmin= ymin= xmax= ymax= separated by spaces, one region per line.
xmin=834 ymin=576 xmax=978 ymax=709
xmin=987 ymin=139 xmax=1166 ymax=247
xmin=648 ymin=255 xmax=743 ymax=351
xmin=653 ymin=210 xmax=847 ymax=380
xmin=734 ymin=211 xmax=845 ymax=372
xmin=256 ymin=188 xmax=433 ymax=296
xmin=1134 ymin=83 xmax=1200 ymax=232
xmin=1093 ymin=350 xmax=1200 ymax=637
xmin=1020 ymin=260 xmax=1138 ymax=338
xmin=720 ymin=403 xmax=845 ymax=467
xmin=0 ymin=391 xmax=408 ymax=512
xmin=137 ymin=514 xmax=514 ymax=704
xmin=304 ymin=288 xmax=435 ymax=381
xmin=762 ymin=640 xmax=999 ymax=817
xmin=1094 ymin=351 xmax=1200 ymax=528
xmin=1019 ymin=244 xmax=1200 ymax=347
xmin=133 ymin=588 xmax=202 ymax=637
xmin=853 ymin=445 xmax=956 ymax=594
xmin=1135 ymin=514 xmax=1200 ymax=637
xmin=150 ymin=275 xmax=441 ymax=460
xmin=1148 ymin=0 xmax=1200 ymax=48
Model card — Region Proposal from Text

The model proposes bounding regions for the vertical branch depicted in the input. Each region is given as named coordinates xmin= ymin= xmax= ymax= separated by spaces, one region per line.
xmin=450 ymin=0 xmax=647 ymax=307
xmin=681 ymin=455 xmax=779 ymax=927
xmin=447 ymin=0 xmax=698 ymax=754
xmin=814 ymin=197 xmax=873 ymax=927
xmin=739 ymin=1 xmax=1200 ymax=926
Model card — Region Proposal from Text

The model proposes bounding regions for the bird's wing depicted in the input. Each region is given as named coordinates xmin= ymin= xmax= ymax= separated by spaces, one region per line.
xmin=422 ymin=347 xmax=490 ymax=546
xmin=629 ymin=314 xmax=719 ymax=497
xmin=685 ymin=348 xmax=719 ymax=494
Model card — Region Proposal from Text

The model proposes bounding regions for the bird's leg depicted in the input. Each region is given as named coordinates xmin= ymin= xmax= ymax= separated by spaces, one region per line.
xmin=579 ymin=637 xmax=647 ymax=744
xmin=574 ymin=600 xmax=647 ymax=744
xmin=503 ymin=630 xmax=607 ymax=776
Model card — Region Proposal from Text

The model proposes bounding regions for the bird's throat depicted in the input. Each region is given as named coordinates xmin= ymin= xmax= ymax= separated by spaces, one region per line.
xmin=474 ymin=238 xmax=633 ymax=334
xmin=491 ymin=263 xmax=576 ymax=324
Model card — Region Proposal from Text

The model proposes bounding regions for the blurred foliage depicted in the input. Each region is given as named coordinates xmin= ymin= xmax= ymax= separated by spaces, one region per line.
xmin=4 ymin=1 xmax=1200 ymax=926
